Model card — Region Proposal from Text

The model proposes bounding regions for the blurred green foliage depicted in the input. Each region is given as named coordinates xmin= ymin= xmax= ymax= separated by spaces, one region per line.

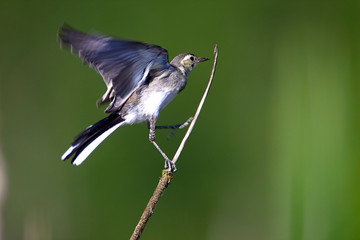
xmin=0 ymin=0 xmax=359 ymax=240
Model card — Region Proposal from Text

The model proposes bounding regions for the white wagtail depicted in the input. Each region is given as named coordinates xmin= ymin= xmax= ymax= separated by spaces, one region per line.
xmin=59 ymin=24 xmax=208 ymax=171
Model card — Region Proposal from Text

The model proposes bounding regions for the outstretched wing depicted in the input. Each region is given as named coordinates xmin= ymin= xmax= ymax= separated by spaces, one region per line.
xmin=58 ymin=24 xmax=170 ymax=113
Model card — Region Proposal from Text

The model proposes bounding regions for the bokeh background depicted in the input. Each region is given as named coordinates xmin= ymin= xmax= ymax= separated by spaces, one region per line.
xmin=1 ymin=1 xmax=359 ymax=239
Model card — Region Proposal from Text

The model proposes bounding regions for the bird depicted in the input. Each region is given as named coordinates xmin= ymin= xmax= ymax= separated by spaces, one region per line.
xmin=59 ymin=24 xmax=209 ymax=171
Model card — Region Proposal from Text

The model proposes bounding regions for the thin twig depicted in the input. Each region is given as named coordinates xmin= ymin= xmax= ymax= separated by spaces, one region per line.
xmin=172 ymin=44 xmax=218 ymax=165
xmin=130 ymin=44 xmax=218 ymax=240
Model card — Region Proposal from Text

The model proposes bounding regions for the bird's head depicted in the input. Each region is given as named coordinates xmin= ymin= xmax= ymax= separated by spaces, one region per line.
xmin=171 ymin=53 xmax=209 ymax=75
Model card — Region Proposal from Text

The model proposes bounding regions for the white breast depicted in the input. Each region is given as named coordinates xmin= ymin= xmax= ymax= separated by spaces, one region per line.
xmin=122 ymin=69 xmax=185 ymax=125
xmin=123 ymin=89 xmax=177 ymax=124
xmin=142 ymin=90 xmax=175 ymax=115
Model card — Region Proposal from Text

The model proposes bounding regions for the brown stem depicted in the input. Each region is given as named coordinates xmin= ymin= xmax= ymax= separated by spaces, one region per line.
xmin=130 ymin=171 xmax=173 ymax=240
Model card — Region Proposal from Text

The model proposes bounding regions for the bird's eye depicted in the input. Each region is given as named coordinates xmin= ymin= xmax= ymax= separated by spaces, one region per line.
xmin=190 ymin=56 xmax=195 ymax=61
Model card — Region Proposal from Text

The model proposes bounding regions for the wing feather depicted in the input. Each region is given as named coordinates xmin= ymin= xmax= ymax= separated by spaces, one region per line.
xmin=58 ymin=24 xmax=170 ymax=112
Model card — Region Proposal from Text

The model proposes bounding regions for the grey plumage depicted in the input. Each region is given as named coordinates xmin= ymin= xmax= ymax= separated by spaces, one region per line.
xmin=59 ymin=24 xmax=208 ymax=168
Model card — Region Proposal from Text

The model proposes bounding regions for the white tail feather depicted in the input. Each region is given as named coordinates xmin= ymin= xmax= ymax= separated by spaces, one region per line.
xmin=72 ymin=122 xmax=124 ymax=166
xmin=61 ymin=146 xmax=76 ymax=160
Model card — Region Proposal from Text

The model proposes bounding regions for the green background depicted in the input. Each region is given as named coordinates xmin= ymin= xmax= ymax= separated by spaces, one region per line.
xmin=1 ymin=1 xmax=359 ymax=239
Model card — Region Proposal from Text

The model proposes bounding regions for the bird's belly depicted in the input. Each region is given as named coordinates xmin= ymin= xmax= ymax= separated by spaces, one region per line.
xmin=124 ymin=90 xmax=176 ymax=124
xmin=143 ymin=91 xmax=172 ymax=114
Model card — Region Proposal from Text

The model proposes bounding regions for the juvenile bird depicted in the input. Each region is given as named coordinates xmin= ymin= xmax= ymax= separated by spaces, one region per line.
xmin=59 ymin=24 xmax=208 ymax=171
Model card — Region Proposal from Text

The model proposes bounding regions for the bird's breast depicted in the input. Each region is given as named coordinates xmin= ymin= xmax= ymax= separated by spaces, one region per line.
xmin=142 ymin=88 xmax=177 ymax=115
xmin=122 ymin=88 xmax=178 ymax=124
xmin=121 ymin=70 xmax=186 ymax=124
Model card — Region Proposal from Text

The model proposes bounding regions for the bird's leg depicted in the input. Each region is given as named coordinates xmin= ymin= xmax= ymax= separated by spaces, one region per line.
xmin=149 ymin=117 xmax=194 ymax=139
xmin=148 ymin=116 xmax=177 ymax=172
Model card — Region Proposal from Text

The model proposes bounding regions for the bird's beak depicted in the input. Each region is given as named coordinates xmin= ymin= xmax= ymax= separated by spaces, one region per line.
xmin=198 ymin=57 xmax=209 ymax=63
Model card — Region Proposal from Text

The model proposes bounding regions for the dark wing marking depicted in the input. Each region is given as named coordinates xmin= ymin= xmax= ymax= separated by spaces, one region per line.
xmin=58 ymin=24 xmax=170 ymax=112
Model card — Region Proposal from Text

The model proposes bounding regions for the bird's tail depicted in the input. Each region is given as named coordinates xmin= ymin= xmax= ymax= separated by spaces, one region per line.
xmin=61 ymin=113 xmax=125 ymax=166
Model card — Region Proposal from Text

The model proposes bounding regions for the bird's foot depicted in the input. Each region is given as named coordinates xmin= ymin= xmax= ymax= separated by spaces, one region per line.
xmin=164 ymin=159 xmax=177 ymax=172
